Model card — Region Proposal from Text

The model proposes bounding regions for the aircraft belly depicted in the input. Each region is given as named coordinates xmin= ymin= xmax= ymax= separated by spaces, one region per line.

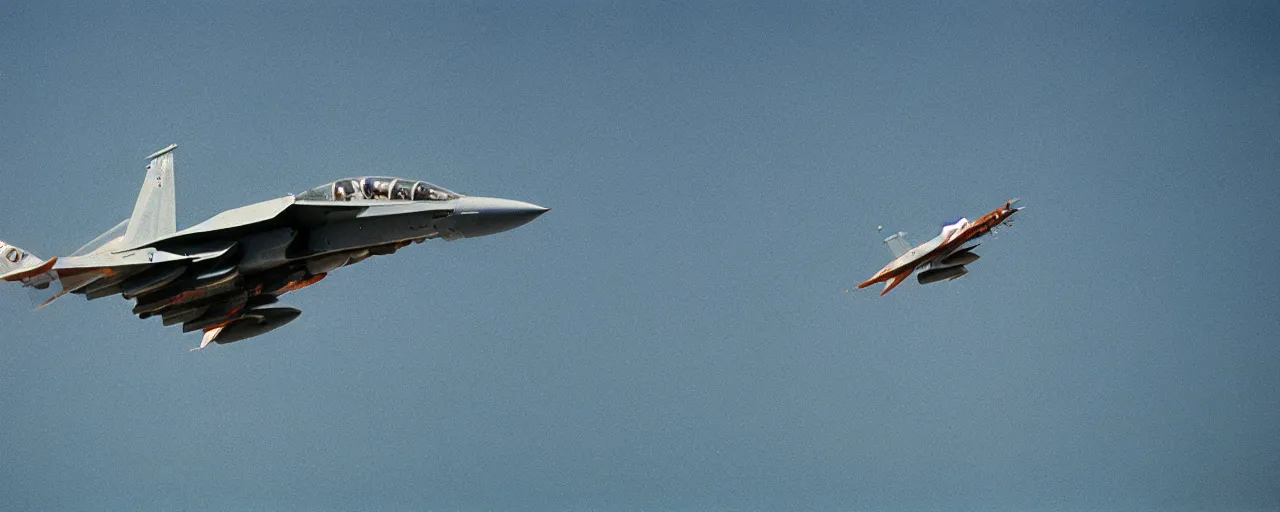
xmin=937 ymin=251 xmax=979 ymax=268
xmin=917 ymin=265 xmax=968 ymax=284
xmin=121 ymin=266 xmax=187 ymax=299
xmin=86 ymin=282 xmax=127 ymax=300
xmin=304 ymin=253 xmax=350 ymax=275
xmin=56 ymin=273 xmax=104 ymax=295
xmin=237 ymin=228 xmax=297 ymax=274
xmin=307 ymin=212 xmax=443 ymax=254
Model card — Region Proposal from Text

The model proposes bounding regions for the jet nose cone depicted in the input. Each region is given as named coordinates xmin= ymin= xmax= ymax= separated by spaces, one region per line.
xmin=450 ymin=197 xmax=550 ymax=239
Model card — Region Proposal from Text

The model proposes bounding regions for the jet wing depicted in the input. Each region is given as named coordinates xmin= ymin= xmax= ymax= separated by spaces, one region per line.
xmin=3 ymin=241 xmax=241 ymax=309
xmin=884 ymin=232 xmax=947 ymax=271
xmin=124 ymin=197 xmax=452 ymax=251
xmin=856 ymin=233 xmax=950 ymax=295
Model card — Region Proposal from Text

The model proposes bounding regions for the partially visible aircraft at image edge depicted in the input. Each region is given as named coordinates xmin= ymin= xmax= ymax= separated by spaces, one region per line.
xmin=858 ymin=199 xmax=1023 ymax=296
xmin=0 ymin=144 xmax=549 ymax=350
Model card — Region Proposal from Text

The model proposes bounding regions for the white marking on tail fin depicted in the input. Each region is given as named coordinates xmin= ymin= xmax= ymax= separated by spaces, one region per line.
xmin=0 ymin=240 xmax=69 ymax=308
xmin=0 ymin=240 xmax=46 ymax=279
xmin=120 ymin=144 xmax=178 ymax=250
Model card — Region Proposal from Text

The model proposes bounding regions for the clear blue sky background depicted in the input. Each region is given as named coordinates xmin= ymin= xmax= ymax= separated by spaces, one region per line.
xmin=2 ymin=2 xmax=1277 ymax=510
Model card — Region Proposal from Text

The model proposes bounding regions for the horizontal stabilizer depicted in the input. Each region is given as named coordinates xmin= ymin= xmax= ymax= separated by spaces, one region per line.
xmin=881 ymin=273 xmax=909 ymax=296
xmin=0 ymin=256 xmax=56 ymax=282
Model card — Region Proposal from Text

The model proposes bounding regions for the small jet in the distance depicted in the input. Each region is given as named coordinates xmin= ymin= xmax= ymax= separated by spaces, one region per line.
xmin=1 ymin=144 xmax=549 ymax=350
xmin=858 ymin=199 xmax=1022 ymax=296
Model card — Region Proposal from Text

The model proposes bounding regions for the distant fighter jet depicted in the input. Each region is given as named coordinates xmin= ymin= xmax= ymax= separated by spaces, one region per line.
xmin=1 ymin=145 xmax=549 ymax=350
xmin=857 ymin=199 xmax=1022 ymax=296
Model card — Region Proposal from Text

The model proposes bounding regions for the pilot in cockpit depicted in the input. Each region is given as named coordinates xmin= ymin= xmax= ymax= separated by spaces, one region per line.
xmin=391 ymin=180 xmax=413 ymax=200
xmin=299 ymin=177 xmax=458 ymax=202
xmin=334 ymin=179 xmax=360 ymax=201
xmin=413 ymin=182 xmax=449 ymax=201
xmin=362 ymin=177 xmax=393 ymax=199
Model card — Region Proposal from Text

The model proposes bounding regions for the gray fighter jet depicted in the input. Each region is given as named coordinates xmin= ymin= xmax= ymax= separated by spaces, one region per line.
xmin=1 ymin=145 xmax=548 ymax=350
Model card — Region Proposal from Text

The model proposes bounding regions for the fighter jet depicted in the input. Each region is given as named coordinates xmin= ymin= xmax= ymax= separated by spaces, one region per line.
xmin=1 ymin=144 xmax=549 ymax=350
xmin=857 ymin=199 xmax=1022 ymax=296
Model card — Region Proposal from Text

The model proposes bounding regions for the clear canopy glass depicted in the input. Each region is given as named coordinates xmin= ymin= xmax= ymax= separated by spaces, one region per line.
xmin=297 ymin=177 xmax=460 ymax=202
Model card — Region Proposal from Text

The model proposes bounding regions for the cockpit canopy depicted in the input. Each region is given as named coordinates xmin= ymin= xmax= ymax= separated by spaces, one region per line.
xmin=296 ymin=177 xmax=461 ymax=202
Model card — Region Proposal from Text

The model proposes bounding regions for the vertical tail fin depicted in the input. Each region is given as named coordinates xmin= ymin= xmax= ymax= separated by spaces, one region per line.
xmin=883 ymin=231 xmax=912 ymax=258
xmin=119 ymin=144 xmax=177 ymax=249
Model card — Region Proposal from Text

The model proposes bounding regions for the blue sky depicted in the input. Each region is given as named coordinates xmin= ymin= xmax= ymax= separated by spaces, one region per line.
xmin=2 ymin=2 xmax=1278 ymax=510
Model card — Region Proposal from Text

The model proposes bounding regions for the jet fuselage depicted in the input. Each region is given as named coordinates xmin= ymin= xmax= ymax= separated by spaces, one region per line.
xmin=858 ymin=199 xmax=1020 ymax=295
xmin=1 ymin=149 xmax=550 ymax=350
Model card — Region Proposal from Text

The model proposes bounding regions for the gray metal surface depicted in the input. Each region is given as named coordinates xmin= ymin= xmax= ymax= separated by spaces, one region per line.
xmin=3 ymin=145 xmax=549 ymax=349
